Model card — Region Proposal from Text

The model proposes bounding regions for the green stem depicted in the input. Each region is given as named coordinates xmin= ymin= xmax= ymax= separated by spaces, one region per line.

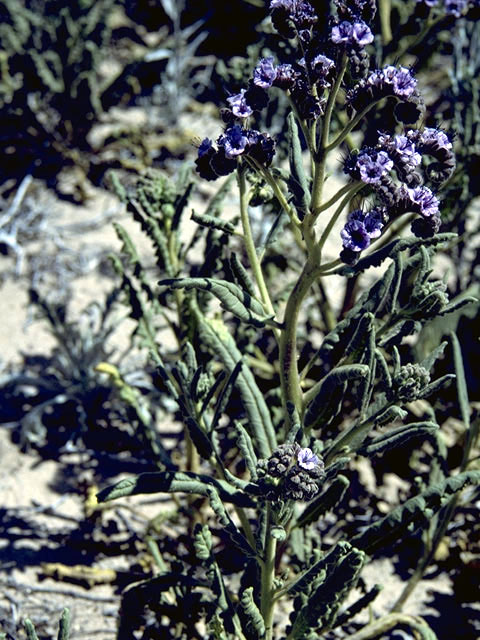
xmin=325 ymin=99 xmax=386 ymax=154
xmin=260 ymin=503 xmax=278 ymax=640
xmin=249 ymin=159 xmax=301 ymax=227
xmin=311 ymin=55 xmax=348 ymax=213
xmin=316 ymin=279 xmax=336 ymax=333
xmin=378 ymin=0 xmax=392 ymax=46
xmin=317 ymin=182 xmax=365 ymax=257
xmin=237 ymin=167 xmax=279 ymax=339
xmin=312 ymin=180 xmax=362 ymax=218
xmin=345 ymin=612 xmax=436 ymax=640
xmin=279 ymin=257 xmax=320 ymax=418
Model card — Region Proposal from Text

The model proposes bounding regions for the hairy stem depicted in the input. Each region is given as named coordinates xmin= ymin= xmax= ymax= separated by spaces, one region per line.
xmin=260 ymin=503 xmax=278 ymax=640
xmin=237 ymin=166 xmax=280 ymax=340
xmin=279 ymin=257 xmax=320 ymax=419
xmin=311 ymin=55 xmax=348 ymax=213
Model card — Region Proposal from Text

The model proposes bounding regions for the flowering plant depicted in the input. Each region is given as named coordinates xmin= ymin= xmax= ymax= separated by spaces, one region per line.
xmin=99 ymin=1 xmax=480 ymax=638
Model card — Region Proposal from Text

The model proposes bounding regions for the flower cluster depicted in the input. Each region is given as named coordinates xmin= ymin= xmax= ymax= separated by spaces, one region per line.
xmin=340 ymin=123 xmax=455 ymax=259
xmin=331 ymin=20 xmax=374 ymax=47
xmin=195 ymin=126 xmax=275 ymax=181
xmin=391 ymin=363 xmax=431 ymax=402
xmin=256 ymin=443 xmax=325 ymax=502
xmin=347 ymin=65 xmax=425 ymax=124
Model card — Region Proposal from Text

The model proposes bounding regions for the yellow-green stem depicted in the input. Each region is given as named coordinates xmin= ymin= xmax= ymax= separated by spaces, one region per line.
xmin=260 ymin=503 xmax=278 ymax=640
xmin=279 ymin=258 xmax=320 ymax=418
xmin=311 ymin=55 xmax=349 ymax=213
xmin=317 ymin=182 xmax=365 ymax=257
xmin=378 ymin=0 xmax=392 ymax=46
xmin=237 ymin=167 xmax=280 ymax=342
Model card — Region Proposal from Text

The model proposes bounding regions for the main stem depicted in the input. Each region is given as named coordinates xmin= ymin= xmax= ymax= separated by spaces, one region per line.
xmin=261 ymin=503 xmax=278 ymax=640
xmin=279 ymin=257 xmax=319 ymax=418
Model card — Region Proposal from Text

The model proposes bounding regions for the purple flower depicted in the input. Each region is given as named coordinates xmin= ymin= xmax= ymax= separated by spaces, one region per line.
xmin=381 ymin=65 xmax=397 ymax=84
xmin=245 ymin=129 xmax=276 ymax=166
xmin=352 ymin=21 xmax=374 ymax=45
xmin=341 ymin=217 xmax=372 ymax=251
xmin=394 ymin=135 xmax=422 ymax=166
xmin=273 ymin=63 xmax=296 ymax=89
xmin=198 ymin=138 xmax=213 ymax=157
xmin=341 ymin=208 xmax=385 ymax=252
xmin=357 ymin=150 xmax=393 ymax=183
xmin=364 ymin=208 xmax=385 ymax=238
xmin=227 ymin=90 xmax=253 ymax=118
xmin=408 ymin=186 xmax=440 ymax=217
xmin=331 ymin=20 xmax=354 ymax=43
xmin=311 ymin=54 xmax=335 ymax=85
xmin=393 ymin=67 xmax=417 ymax=98
xmin=332 ymin=20 xmax=373 ymax=46
xmin=420 ymin=127 xmax=452 ymax=151
xmin=297 ymin=447 xmax=320 ymax=470
xmin=270 ymin=0 xmax=316 ymax=37
xmin=254 ymin=57 xmax=277 ymax=89
xmin=270 ymin=0 xmax=294 ymax=8
xmin=218 ymin=125 xmax=249 ymax=158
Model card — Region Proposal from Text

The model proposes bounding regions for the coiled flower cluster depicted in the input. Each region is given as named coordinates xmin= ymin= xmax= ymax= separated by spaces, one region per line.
xmin=195 ymin=127 xmax=275 ymax=181
xmin=346 ymin=65 xmax=425 ymax=125
xmin=340 ymin=126 xmax=455 ymax=261
xmin=256 ymin=443 xmax=325 ymax=502
xmin=391 ymin=363 xmax=431 ymax=402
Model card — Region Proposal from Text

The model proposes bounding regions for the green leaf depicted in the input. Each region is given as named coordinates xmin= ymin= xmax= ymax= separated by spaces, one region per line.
xmin=296 ymin=475 xmax=350 ymax=528
xmin=160 ymin=277 xmax=273 ymax=328
xmin=336 ymin=233 xmax=457 ymax=277
xmin=24 ymin=620 xmax=39 ymax=640
xmin=184 ymin=415 xmax=214 ymax=460
xmin=351 ymin=470 xmax=480 ymax=554
xmin=191 ymin=210 xmax=237 ymax=235
xmin=241 ymin=587 xmax=265 ymax=637
xmin=232 ymin=420 xmax=258 ymax=480
xmin=335 ymin=584 xmax=382 ymax=627
xmin=287 ymin=541 xmax=350 ymax=596
xmin=97 ymin=470 xmax=255 ymax=507
xmin=57 ymin=608 xmax=71 ymax=640
xmin=230 ymin=252 xmax=257 ymax=297
xmin=287 ymin=111 xmax=311 ymax=220
xmin=450 ymin=331 xmax=470 ymax=429
xmin=419 ymin=341 xmax=448 ymax=372
xmin=417 ymin=373 xmax=455 ymax=399
xmin=205 ymin=486 xmax=256 ymax=557
xmin=194 ymin=523 xmax=213 ymax=561
xmin=304 ymin=364 xmax=370 ymax=430
xmin=289 ymin=544 xmax=366 ymax=636
xmin=196 ymin=314 xmax=276 ymax=457
xmin=209 ymin=361 xmax=243 ymax=433
xmin=358 ymin=422 xmax=439 ymax=457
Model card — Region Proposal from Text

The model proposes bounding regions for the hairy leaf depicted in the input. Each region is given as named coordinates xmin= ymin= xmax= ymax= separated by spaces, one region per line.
xmin=351 ymin=471 xmax=480 ymax=553
xmin=97 ymin=470 xmax=255 ymax=507
xmin=287 ymin=111 xmax=311 ymax=220
xmin=160 ymin=277 xmax=272 ymax=328
xmin=296 ymin=475 xmax=350 ymax=528
xmin=241 ymin=587 xmax=266 ymax=637
xmin=358 ymin=422 xmax=439 ymax=457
